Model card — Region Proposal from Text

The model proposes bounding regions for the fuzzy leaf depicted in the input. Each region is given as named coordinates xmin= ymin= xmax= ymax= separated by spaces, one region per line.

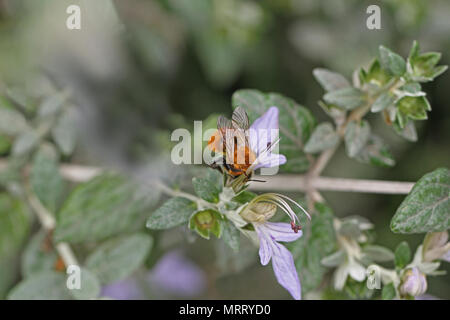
xmin=192 ymin=168 xmax=222 ymax=203
xmin=313 ymin=68 xmax=350 ymax=92
xmin=8 ymin=271 xmax=72 ymax=300
xmin=379 ymin=46 xmax=406 ymax=76
xmin=391 ymin=168 xmax=450 ymax=234
xmin=55 ymin=174 xmax=159 ymax=243
xmin=394 ymin=241 xmax=411 ymax=269
xmin=85 ymin=233 xmax=153 ymax=285
xmin=344 ymin=120 xmax=371 ymax=158
xmin=323 ymin=88 xmax=366 ymax=110
xmin=146 ymin=196 xmax=197 ymax=230
xmin=304 ymin=122 xmax=339 ymax=154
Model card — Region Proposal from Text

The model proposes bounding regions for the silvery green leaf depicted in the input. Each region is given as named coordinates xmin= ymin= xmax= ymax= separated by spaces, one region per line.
xmin=394 ymin=241 xmax=411 ymax=268
xmin=12 ymin=130 xmax=40 ymax=156
xmin=8 ymin=271 xmax=72 ymax=300
xmin=391 ymin=168 xmax=450 ymax=234
xmin=321 ymin=250 xmax=345 ymax=267
xmin=344 ymin=120 xmax=370 ymax=158
xmin=304 ymin=122 xmax=339 ymax=154
xmin=21 ymin=230 xmax=58 ymax=277
xmin=313 ymin=68 xmax=350 ymax=92
xmin=0 ymin=194 xmax=31 ymax=298
xmin=371 ymin=92 xmax=395 ymax=113
xmin=221 ymin=219 xmax=240 ymax=252
xmin=52 ymin=107 xmax=78 ymax=156
xmin=38 ymin=92 xmax=68 ymax=117
xmin=146 ymin=196 xmax=197 ymax=230
xmin=363 ymin=245 xmax=395 ymax=262
xmin=55 ymin=174 xmax=159 ymax=243
xmin=69 ymin=268 xmax=101 ymax=300
xmin=379 ymin=45 xmax=406 ymax=76
xmin=192 ymin=168 xmax=222 ymax=203
xmin=232 ymin=89 xmax=316 ymax=173
xmin=382 ymin=283 xmax=396 ymax=300
xmin=393 ymin=120 xmax=418 ymax=142
xmin=0 ymin=108 xmax=29 ymax=136
xmin=323 ymin=87 xmax=366 ymax=110
xmin=354 ymin=135 xmax=395 ymax=168
xmin=85 ymin=233 xmax=153 ymax=285
xmin=30 ymin=145 xmax=64 ymax=213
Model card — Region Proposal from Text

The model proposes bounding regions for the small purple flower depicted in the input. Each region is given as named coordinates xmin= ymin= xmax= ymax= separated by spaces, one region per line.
xmin=400 ymin=267 xmax=427 ymax=297
xmin=101 ymin=278 xmax=142 ymax=300
xmin=255 ymin=221 xmax=302 ymax=300
xmin=248 ymin=107 xmax=287 ymax=170
xmin=240 ymin=193 xmax=309 ymax=300
xmin=147 ymin=250 xmax=206 ymax=297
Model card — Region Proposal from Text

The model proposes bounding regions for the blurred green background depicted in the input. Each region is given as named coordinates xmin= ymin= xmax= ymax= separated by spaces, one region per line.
xmin=0 ymin=0 xmax=449 ymax=299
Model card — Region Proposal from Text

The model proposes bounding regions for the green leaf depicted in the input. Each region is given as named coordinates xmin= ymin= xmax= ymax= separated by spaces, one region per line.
xmin=408 ymin=41 xmax=448 ymax=81
xmin=38 ymin=91 xmax=68 ymax=118
xmin=52 ymin=107 xmax=78 ymax=156
xmin=21 ymin=230 xmax=58 ymax=278
xmin=8 ymin=271 xmax=72 ymax=300
xmin=394 ymin=241 xmax=411 ymax=269
xmin=313 ymin=68 xmax=350 ymax=92
xmin=288 ymin=202 xmax=337 ymax=294
xmin=360 ymin=59 xmax=391 ymax=87
xmin=232 ymin=190 xmax=257 ymax=204
xmin=396 ymin=96 xmax=430 ymax=120
xmin=12 ymin=129 xmax=40 ymax=156
xmin=0 ymin=108 xmax=28 ymax=136
xmin=344 ymin=120 xmax=371 ymax=158
xmin=371 ymin=92 xmax=395 ymax=113
xmin=354 ymin=135 xmax=395 ymax=168
xmin=393 ymin=120 xmax=418 ymax=142
xmin=189 ymin=209 xmax=222 ymax=239
xmin=321 ymin=250 xmax=345 ymax=267
xmin=382 ymin=282 xmax=396 ymax=300
xmin=55 ymin=173 xmax=159 ymax=243
xmin=221 ymin=219 xmax=240 ymax=252
xmin=362 ymin=245 xmax=395 ymax=262
xmin=232 ymin=89 xmax=316 ymax=173
xmin=391 ymin=168 xmax=450 ymax=234
xmin=146 ymin=196 xmax=197 ymax=230
xmin=30 ymin=145 xmax=64 ymax=213
xmin=69 ymin=268 xmax=101 ymax=300
xmin=85 ymin=233 xmax=153 ymax=285
xmin=304 ymin=122 xmax=339 ymax=154
xmin=323 ymin=87 xmax=366 ymax=110
xmin=192 ymin=168 xmax=222 ymax=203
xmin=0 ymin=194 xmax=31 ymax=298
xmin=379 ymin=45 xmax=406 ymax=76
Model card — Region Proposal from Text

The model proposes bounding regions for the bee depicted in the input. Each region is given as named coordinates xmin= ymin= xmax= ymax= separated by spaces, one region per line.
xmin=207 ymin=107 xmax=257 ymax=179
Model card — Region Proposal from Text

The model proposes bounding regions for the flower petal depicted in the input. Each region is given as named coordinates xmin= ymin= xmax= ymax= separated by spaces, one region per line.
xmin=271 ymin=242 xmax=302 ymax=300
xmin=264 ymin=222 xmax=302 ymax=242
xmin=249 ymin=107 xmax=280 ymax=155
xmin=253 ymin=153 xmax=287 ymax=170
xmin=256 ymin=226 xmax=272 ymax=265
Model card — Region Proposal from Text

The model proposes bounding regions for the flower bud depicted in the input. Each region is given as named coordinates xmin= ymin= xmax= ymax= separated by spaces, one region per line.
xmin=189 ymin=209 xmax=222 ymax=239
xmin=423 ymin=231 xmax=450 ymax=262
xmin=400 ymin=267 xmax=427 ymax=297
xmin=241 ymin=202 xmax=276 ymax=223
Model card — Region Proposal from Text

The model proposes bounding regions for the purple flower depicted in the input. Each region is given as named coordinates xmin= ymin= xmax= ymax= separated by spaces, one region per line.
xmin=400 ymin=267 xmax=427 ymax=297
xmin=240 ymin=193 xmax=309 ymax=300
xmin=255 ymin=221 xmax=302 ymax=300
xmin=147 ymin=250 xmax=206 ymax=297
xmin=248 ymin=107 xmax=287 ymax=170
xmin=101 ymin=278 xmax=142 ymax=300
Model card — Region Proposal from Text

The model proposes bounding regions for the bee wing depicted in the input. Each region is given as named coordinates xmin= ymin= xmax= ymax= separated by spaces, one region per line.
xmin=217 ymin=115 xmax=232 ymax=130
xmin=232 ymin=107 xmax=249 ymax=130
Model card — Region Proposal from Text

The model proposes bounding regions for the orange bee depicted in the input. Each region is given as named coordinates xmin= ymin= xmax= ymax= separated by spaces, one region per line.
xmin=208 ymin=107 xmax=257 ymax=179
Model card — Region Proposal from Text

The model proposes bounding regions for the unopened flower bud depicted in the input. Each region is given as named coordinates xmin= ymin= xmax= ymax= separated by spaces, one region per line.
xmin=241 ymin=202 xmax=276 ymax=223
xmin=400 ymin=267 xmax=427 ymax=297
xmin=423 ymin=231 xmax=450 ymax=262
xmin=189 ymin=209 xmax=221 ymax=239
